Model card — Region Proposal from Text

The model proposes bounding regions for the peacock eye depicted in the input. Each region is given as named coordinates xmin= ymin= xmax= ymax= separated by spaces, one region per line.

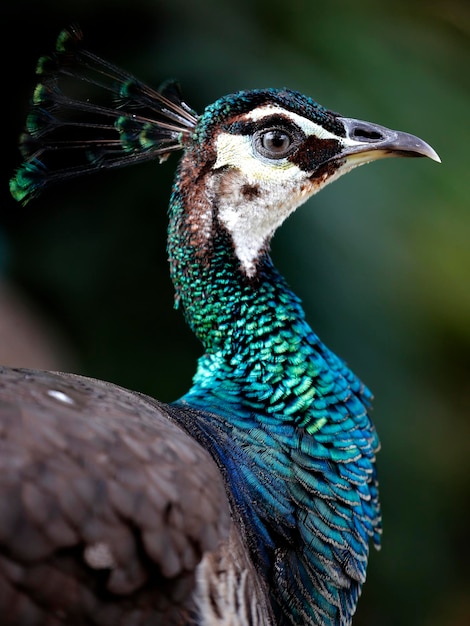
xmin=253 ymin=127 xmax=299 ymax=160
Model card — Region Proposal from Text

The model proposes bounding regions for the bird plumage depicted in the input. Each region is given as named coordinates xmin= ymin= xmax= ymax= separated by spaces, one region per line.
xmin=4 ymin=26 xmax=439 ymax=625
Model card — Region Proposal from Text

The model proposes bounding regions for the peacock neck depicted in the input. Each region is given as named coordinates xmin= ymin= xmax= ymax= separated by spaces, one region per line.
xmin=170 ymin=230 xmax=305 ymax=361
xmin=167 ymin=170 xmax=322 ymax=418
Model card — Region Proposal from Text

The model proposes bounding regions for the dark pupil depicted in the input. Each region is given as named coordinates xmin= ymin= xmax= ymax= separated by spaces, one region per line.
xmin=262 ymin=130 xmax=290 ymax=153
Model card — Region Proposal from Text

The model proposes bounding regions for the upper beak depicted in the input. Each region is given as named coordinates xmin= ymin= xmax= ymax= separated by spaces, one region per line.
xmin=338 ymin=116 xmax=441 ymax=163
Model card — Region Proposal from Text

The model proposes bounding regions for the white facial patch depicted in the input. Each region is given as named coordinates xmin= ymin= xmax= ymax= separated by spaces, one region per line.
xmin=214 ymin=133 xmax=304 ymax=183
xmin=212 ymin=105 xmax=374 ymax=276
xmin=213 ymin=141 xmax=314 ymax=276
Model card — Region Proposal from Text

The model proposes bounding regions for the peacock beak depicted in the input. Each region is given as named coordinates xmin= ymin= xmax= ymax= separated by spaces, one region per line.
xmin=337 ymin=116 xmax=441 ymax=164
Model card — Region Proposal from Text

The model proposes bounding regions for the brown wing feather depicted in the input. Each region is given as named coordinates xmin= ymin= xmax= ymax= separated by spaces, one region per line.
xmin=0 ymin=366 xmax=230 ymax=625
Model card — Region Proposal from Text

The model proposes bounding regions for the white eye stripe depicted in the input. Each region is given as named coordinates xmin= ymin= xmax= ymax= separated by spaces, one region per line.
xmin=244 ymin=105 xmax=338 ymax=141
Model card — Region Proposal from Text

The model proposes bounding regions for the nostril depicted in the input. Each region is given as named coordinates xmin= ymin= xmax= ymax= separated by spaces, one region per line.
xmin=351 ymin=126 xmax=384 ymax=142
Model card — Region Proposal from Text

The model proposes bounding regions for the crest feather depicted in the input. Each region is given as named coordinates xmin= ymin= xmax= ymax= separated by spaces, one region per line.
xmin=10 ymin=26 xmax=198 ymax=205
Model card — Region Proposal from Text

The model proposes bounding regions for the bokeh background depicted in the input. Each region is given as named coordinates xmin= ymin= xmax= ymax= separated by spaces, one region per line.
xmin=1 ymin=1 xmax=469 ymax=624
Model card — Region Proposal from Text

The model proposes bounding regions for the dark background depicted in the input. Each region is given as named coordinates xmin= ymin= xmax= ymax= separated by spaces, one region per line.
xmin=1 ymin=1 xmax=469 ymax=624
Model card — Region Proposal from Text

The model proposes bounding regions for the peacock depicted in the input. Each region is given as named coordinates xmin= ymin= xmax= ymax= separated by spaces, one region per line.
xmin=2 ymin=27 xmax=440 ymax=625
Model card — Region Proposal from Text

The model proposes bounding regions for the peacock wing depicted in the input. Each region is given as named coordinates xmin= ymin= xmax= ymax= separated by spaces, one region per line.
xmin=0 ymin=365 xmax=230 ymax=625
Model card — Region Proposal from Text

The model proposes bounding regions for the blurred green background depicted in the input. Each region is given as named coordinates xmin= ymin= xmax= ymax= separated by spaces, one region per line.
xmin=1 ymin=1 xmax=469 ymax=624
